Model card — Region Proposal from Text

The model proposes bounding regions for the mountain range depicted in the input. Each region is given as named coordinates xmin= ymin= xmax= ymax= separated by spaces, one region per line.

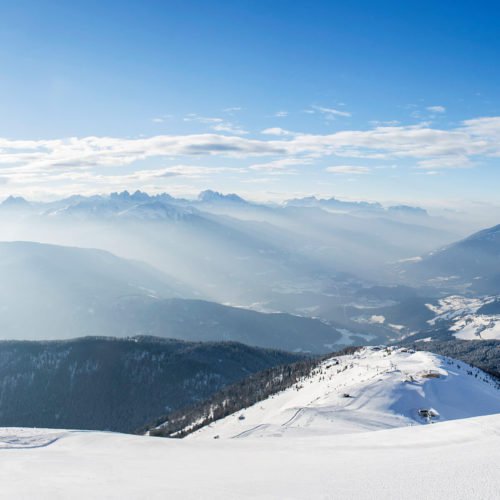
xmin=0 ymin=241 xmax=353 ymax=352
xmin=1 ymin=191 xmax=500 ymax=350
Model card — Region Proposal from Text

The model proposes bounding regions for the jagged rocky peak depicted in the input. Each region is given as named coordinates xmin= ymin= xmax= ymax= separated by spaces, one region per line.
xmin=197 ymin=190 xmax=247 ymax=203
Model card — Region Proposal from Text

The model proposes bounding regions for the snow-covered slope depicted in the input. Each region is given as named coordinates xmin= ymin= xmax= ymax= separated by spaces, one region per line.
xmin=2 ymin=415 xmax=500 ymax=499
xmin=188 ymin=347 xmax=500 ymax=439
xmin=426 ymin=295 xmax=500 ymax=340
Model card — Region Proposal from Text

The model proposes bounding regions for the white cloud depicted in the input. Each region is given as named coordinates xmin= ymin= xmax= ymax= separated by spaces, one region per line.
xmin=427 ymin=105 xmax=446 ymax=113
xmin=417 ymin=156 xmax=472 ymax=169
xmin=370 ymin=120 xmax=401 ymax=126
xmin=154 ymin=165 xmax=245 ymax=178
xmin=420 ymin=170 xmax=440 ymax=175
xmin=326 ymin=166 xmax=370 ymax=175
xmin=461 ymin=116 xmax=500 ymax=140
xmin=261 ymin=127 xmax=295 ymax=136
xmin=1 ymin=115 xmax=500 ymax=197
xmin=183 ymin=114 xmax=223 ymax=124
xmin=310 ymin=105 xmax=351 ymax=119
xmin=151 ymin=114 xmax=173 ymax=123
xmin=211 ymin=123 xmax=248 ymax=135
xmin=274 ymin=111 xmax=288 ymax=117
xmin=183 ymin=113 xmax=247 ymax=135
xmin=249 ymin=158 xmax=311 ymax=171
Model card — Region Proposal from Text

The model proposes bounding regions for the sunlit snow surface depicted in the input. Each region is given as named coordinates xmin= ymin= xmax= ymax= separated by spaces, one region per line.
xmin=2 ymin=348 xmax=500 ymax=499
xmin=1 ymin=415 xmax=500 ymax=499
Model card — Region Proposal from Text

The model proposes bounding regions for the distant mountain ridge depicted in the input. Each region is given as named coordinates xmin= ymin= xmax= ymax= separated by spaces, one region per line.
xmin=401 ymin=223 xmax=500 ymax=293
xmin=285 ymin=195 xmax=428 ymax=216
xmin=0 ymin=190 xmax=428 ymax=218
xmin=0 ymin=190 xmax=466 ymax=339
xmin=0 ymin=241 xmax=349 ymax=352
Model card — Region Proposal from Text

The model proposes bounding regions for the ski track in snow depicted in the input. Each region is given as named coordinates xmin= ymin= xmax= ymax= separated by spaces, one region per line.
xmin=0 ymin=428 xmax=69 ymax=449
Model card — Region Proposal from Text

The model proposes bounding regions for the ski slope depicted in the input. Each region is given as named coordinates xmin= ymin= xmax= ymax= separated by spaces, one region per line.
xmin=188 ymin=347 xmax=500 ymax=439
xmin=1 ymin=414 xmax=500 ymax=499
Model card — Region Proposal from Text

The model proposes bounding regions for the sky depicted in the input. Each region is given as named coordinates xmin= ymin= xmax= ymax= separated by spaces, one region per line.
xmin=1 ymin=0 xmax=500 ymax=206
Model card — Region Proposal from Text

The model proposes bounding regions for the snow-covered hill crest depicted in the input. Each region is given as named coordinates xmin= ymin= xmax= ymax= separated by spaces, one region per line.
xmin=188 ymin=347 xmax=500 ymax=439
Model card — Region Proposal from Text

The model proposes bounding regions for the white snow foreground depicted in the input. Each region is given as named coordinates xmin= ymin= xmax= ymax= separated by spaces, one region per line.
xmin=188 ymin=347 xmax=500 ymax=439
xmin=1 ymin=415 xmax=500 ymax=499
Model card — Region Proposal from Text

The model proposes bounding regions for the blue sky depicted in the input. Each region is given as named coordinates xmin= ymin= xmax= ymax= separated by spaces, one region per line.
xmin=1 ymin=0 xmax=500 ymax=205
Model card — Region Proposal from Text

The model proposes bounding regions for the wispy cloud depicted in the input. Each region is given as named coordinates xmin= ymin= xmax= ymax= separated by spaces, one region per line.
xmin=152 ymin=114 xmax=173 ymax=123
xmin=183 ymin=114 xmax=247 ymax=135
xmin=426 ymin=105 xmax=446 ymax=113
xmin=325 ymin=166 xmax=370 ymax=175
xmin=223 ymin=107 xmax=243 ymax=113
xmin=249 ymin=158 xmax=311 ymax=171
xmin=310 ymin=105 xmax=352 ymax=119
xmin=417 ymin=156 xmax=471 ymax=169
xmin=154 ymin=165 xmax=245 ymax=178
xmin=370 ymin=120 xmax=401 ymax=126
xmin=274 ymin=111 xmax=288 ymax=117
xmin=183 ymin=114 xmax=223 ymax=124
xmin=212 ymin=123 xmax=248 ymax=135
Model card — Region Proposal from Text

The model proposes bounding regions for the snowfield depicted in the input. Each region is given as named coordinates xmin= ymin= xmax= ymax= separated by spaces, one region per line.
xmin=2 ymin=348 xmax=500 ymax=499
xmin=188 ymin=347 xmax=500 ymax=439
xmin=1 ymin=415 xmax=500 ymax=499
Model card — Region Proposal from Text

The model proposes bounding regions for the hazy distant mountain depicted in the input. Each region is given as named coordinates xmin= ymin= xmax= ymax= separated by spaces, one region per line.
xmin=286 ymin=195 xmax=383 ymax=212
xmin=0 ymin=336 xmax=301 ymax=432
xmin=387 ymin=205 xmax=428 ymax=217
xmin=0 ymin=241 xmax=349 ymax=352
xmin=42 ymin=191 xmax=196 ymax=221
xmin=401 ymin=224 xmax=500 ymax=293
xmin=0 ymin=241 xmax=184 ymax=338
xmin=197 ymin=189 xmax=248 ymax=204
xmin=285 ymin=196 xmax=428 ymax=217
xmin=0 ymin=195 xmax=32 ymax=211
xmin=115 ymin=201 xmax=196 ymax=221
xmin=0 ymin=191 xmax=463 ymax=327
xmin=121 ymin=298 xmax=345 ymax=352
xmin=0 ymin=240 xmax=183 ymax=297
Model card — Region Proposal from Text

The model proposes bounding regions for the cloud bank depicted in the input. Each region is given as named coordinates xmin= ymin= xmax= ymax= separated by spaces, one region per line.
xmin=1 ymin=116 xmax=499 ymax=196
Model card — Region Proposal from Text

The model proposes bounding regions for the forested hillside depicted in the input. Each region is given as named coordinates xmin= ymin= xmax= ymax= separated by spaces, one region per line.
xmin=0 ymin=336 xmax=301 ymax=432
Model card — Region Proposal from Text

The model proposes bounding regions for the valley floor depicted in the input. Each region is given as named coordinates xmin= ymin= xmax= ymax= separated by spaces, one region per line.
xmin=1 ymin=415 xmax=500 ymax=499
